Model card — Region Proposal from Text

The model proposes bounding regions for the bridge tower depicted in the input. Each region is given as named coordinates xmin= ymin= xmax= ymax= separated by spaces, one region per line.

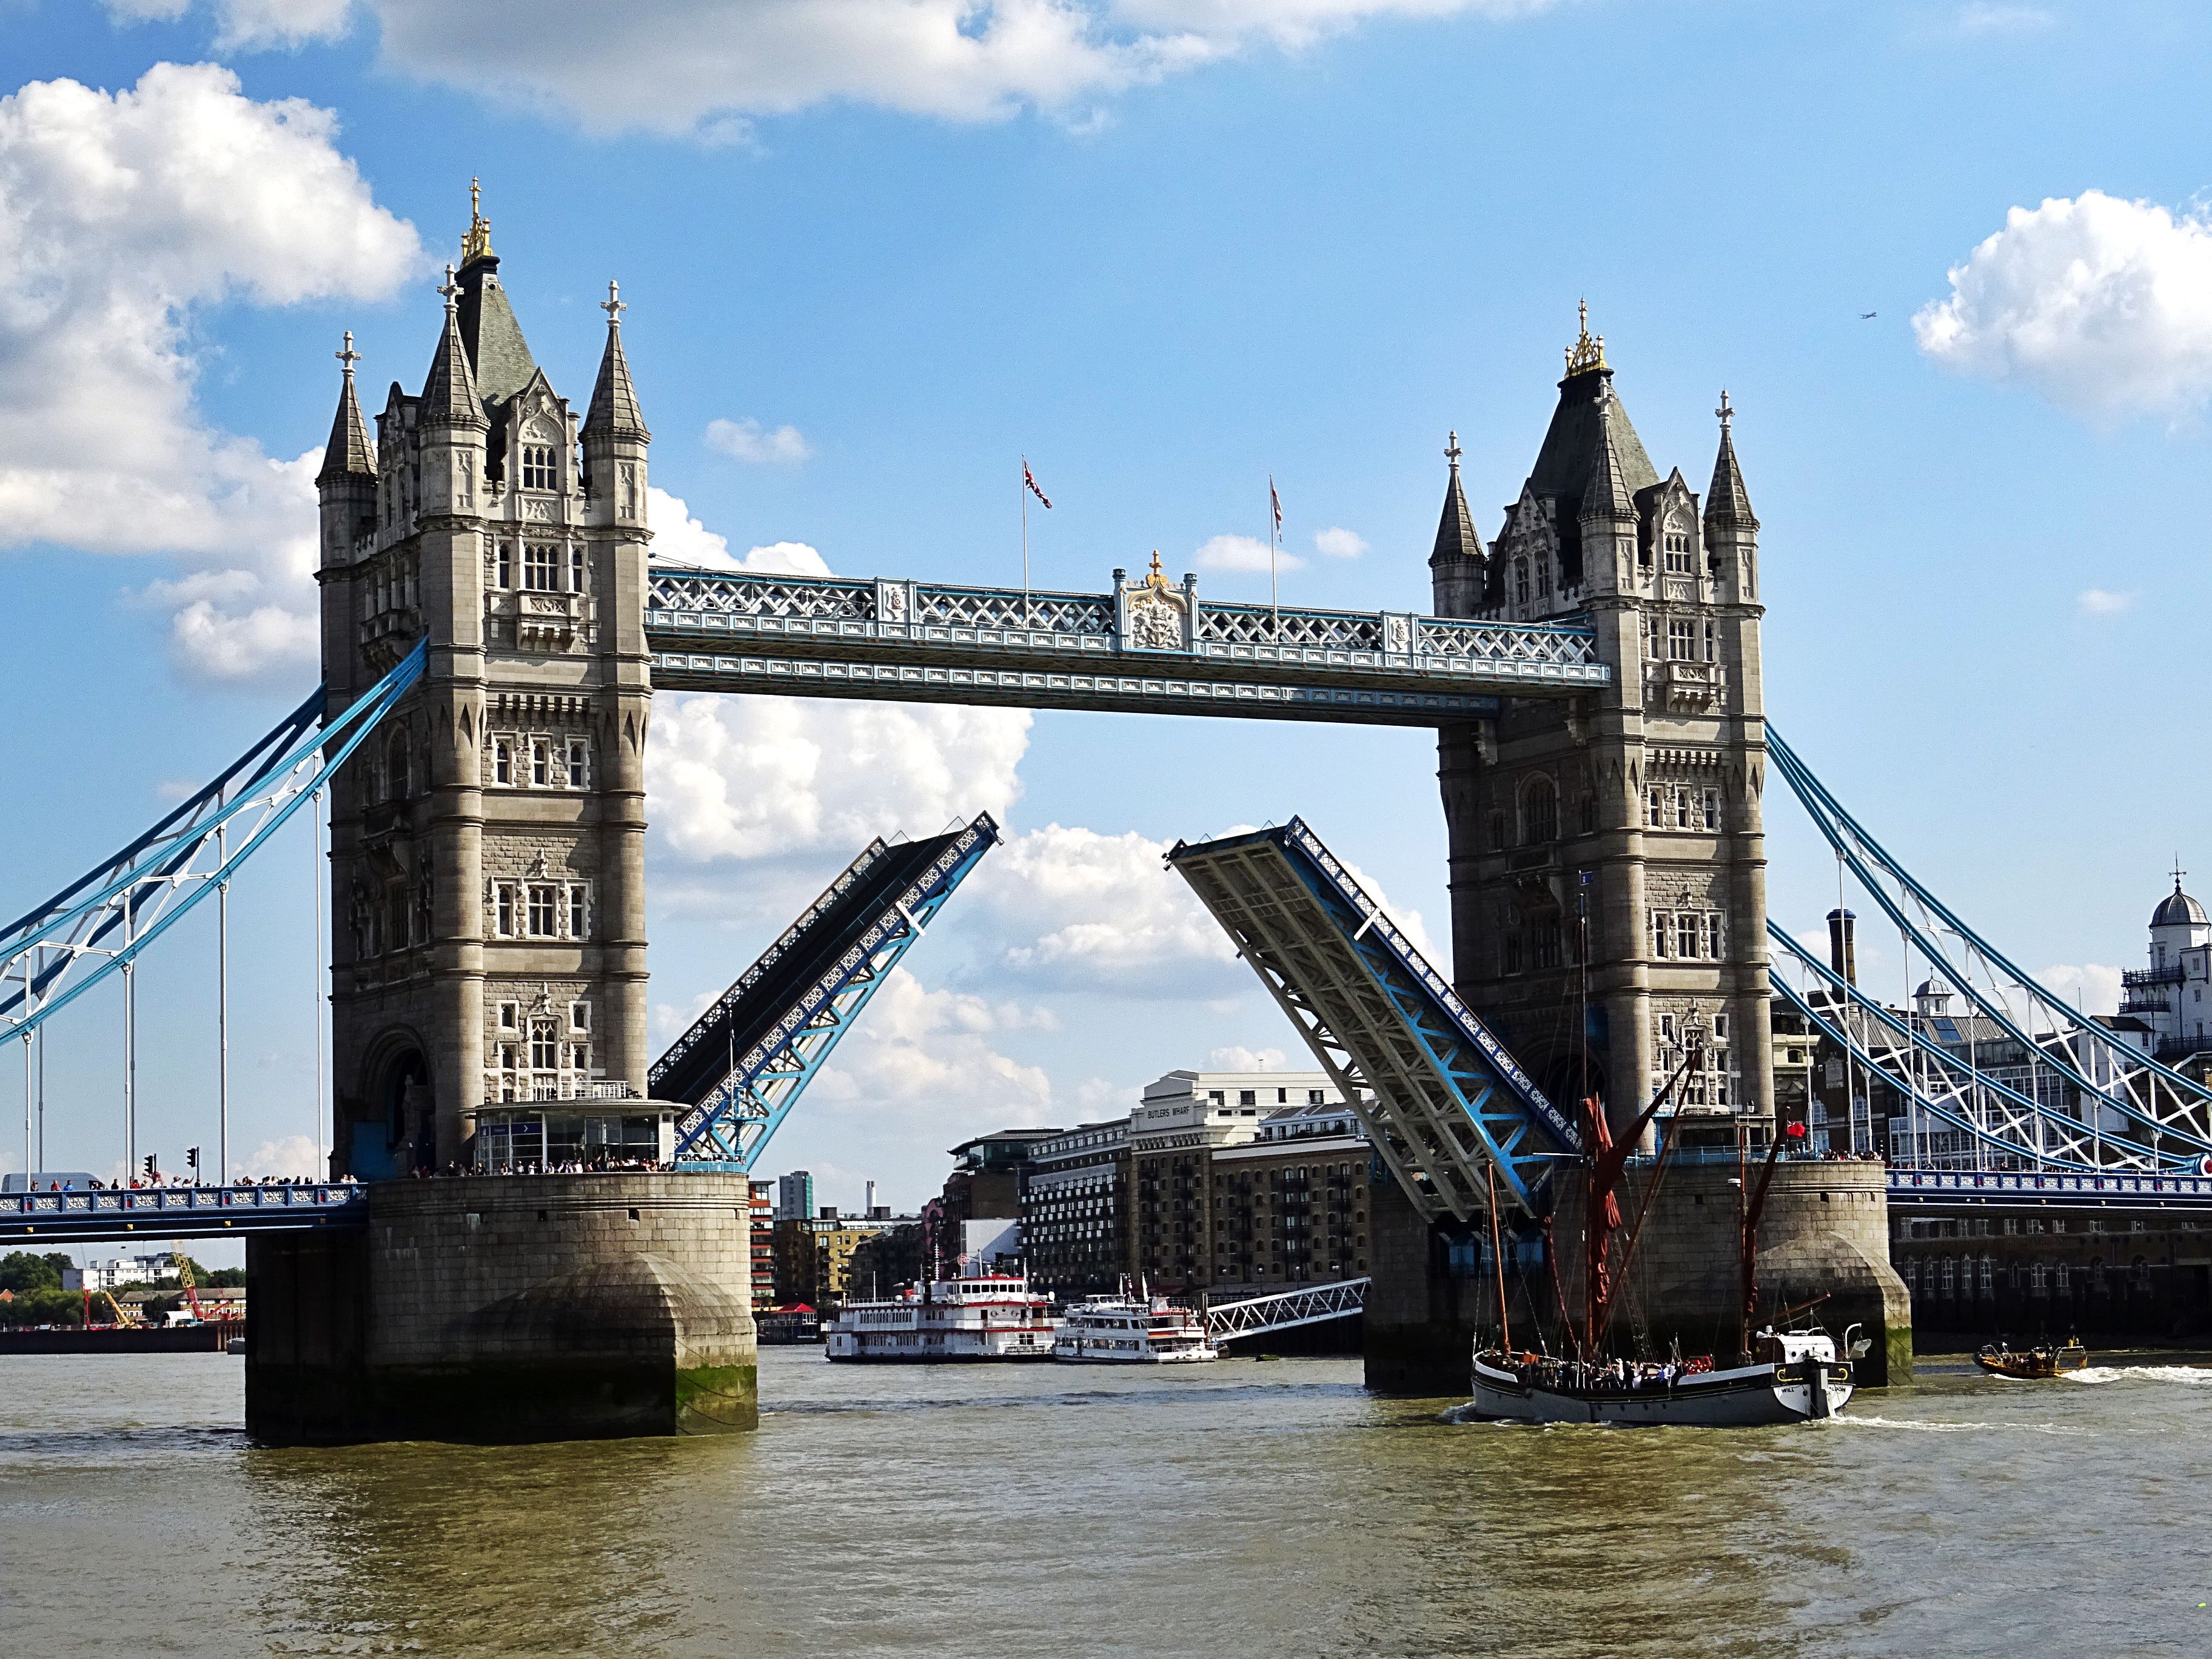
xmin=1430 ymin=310 xmax=1772 ymax=1145
xmin=315 ymin=193 xmax=654 ymax=1176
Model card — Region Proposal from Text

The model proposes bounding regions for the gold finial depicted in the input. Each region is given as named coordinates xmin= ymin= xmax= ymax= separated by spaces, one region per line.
xmin=461 ymin=176 xmax=494 ymax=266
xmin=336 ymin=330 xmax=360 ymax=377
xmin=1564 ymin=297 xmax=1607 ymax=376
xmin=1146 ymin=549 xmax=1168 ymax=590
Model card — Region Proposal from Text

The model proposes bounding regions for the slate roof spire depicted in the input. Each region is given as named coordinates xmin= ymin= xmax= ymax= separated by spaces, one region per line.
xmin=421 ymin=263 xmax=487 ymax=430
xmin=315 ymin=329 xmax=377 ymax=485
xmin=1584 ymin=390 xmax=1639 ymax=525
xmin=1429 ymin=429 xmax=1483 ymax=567
xmin=1706 ymin=389 xmax=1757 ymax=529
xmin=583 ymin=280 xmax=649 ymax=443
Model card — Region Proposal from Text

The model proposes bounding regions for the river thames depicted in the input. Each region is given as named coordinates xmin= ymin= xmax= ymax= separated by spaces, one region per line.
xmin=0 ymin=1347 xmax=2204 ymax=1656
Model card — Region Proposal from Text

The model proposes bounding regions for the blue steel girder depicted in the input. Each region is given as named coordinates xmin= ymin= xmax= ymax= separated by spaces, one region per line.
xmin=668 ymin=815 xmax=1000 ymax=1167
xmin=643 ymin=565 xmax=1606 ymax=726
xmin=1167 ymin=817 xmax=1578 ymax=1221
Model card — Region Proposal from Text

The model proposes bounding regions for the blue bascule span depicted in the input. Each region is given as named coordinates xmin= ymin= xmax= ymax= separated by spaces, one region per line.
xmin=643 ymin=565 xmax=1609 ymax=726
xmin=2 ymin=1181 xmax=366 ymax=1244
xmin=0 ymin=640 xmax=427 ymax=1047
xmin=651 ymin=814 xmax=1001 ymax=1170
xmin=1767 ymin=728 xmax=2212 ymax=1174
xmin=1167 ymin=818 xmax=1579 ymax=1219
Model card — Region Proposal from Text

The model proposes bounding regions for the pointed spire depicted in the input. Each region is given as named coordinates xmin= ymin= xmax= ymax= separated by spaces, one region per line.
xmin=316 ymin=330 xmax=377 ymax=485
xmin=1429 ymin=430 xmax=1483 ymax=568
xmin=1707 ymin=389 xmax=1756 ymax=528
xmin=421 ymin=264 xmax=486 ymax=430
xmin=583 ymin=280 xmax=649 ymax=443
xmin=1583 ymin=394 xmax=1638 ymax=524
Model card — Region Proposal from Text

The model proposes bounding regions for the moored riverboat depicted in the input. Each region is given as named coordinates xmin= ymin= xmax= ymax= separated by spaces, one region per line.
xmin=1470 ymin=1327 xmax=1854 ymax=1426
xmin=825 ymin=1273 xmax=1059 ymax=1362
xmin=1053 ymin=1293 xmax=1218 ymax=1363
xmin=1975 ymin=1339 xmax=2088 ymax=1379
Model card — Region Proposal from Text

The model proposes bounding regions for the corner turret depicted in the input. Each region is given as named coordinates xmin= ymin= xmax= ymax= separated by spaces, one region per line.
xmin=317 ymin=331 xmax=377 ymax=569
xmin=1428 ymin=431 xmax=1485 ymax=617
xmin=1703 ymin=390 xmax=1758 ymax=604
xmin=581 ymin=280 xmax=649 ymax=529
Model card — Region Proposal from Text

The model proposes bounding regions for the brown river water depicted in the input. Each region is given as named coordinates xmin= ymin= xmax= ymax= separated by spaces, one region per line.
xmin=0 ymin=1347 xmax=2205 ymax=1657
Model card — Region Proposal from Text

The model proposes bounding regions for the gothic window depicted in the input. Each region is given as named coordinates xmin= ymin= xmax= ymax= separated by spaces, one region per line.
xmin=527 ymin=885 xmax=558 ymax=936
xmin=1677 ymin=914 xmax=1699 ymax=959
xmin=1513 ymin=560 xmax=1529 ymax=606
xmin=1663 ymin=523 xmax=1692 ymax=574
xmin=387 ymin=734 xmax=411 ymax=801
xmin=497 ymin=544 xmax=513 ymax=589
xmin=494 ymin=740 xmax=512 ymax=785
xmin=1504 ymin=931 xmax=1524 ymax=974
xmin=495 ymin=885 xmax=515 ymax=937
xmin=566 ymin=738 xmax=589 ymax=788
xmin=569 ymin=1001 xmax=591 ymax=1033
xmin=531 ymin=740 xmax=550 ymax=787
xmin=521 ymin=446 xmax=556 ymax=491
xmin=1578 ymin=794 xmax=1597 ymax=837
xmin=1489 ymin=811 xmax=1506 ymax=851
xmin=569 ymin=546 xmax=586 ymax=595
xmin=1710 ymin=916 xmax=1728 ymax=960
xmin=523 ymin=544 xmax=558 ymax=592
xmin=1651 ymin=911 xmax=1670 ymax=958
xmin=1533 ymin=915 xmax=1562 ymax=971
xmin=531 ymin=1019 xmax=560 ymax=1070
xmin=1675 ymin=789 xmax=1692 ymax=830
xmin=1536 ymin=559 xmax=1551 ymax=598
xmin=1523 ymin=778 xmax=1558 ymax=844
xmin=1703 ymin=620 xmax=1718 ymax=663
xmin=1668 ymin=618 xmax=1695 ymax=660
xmin=1703 ymin=789 xmax=1721 ymax=831
xmin=568 ymin=885 xmax=588 ymax=939
xmin=499 ymin=1002 xmax=519 ymax=1034
xmin=1646 ymin=786 xmax=1663 ymax=828
xmin=571 ymin=1043 xmax=591 ymax=1073
xmin=2056 ymin=1261 xmax=2073 ymax=1295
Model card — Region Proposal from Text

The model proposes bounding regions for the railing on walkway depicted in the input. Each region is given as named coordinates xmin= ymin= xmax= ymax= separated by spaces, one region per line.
xmin=1886 ymin=1168 xmax=2212 ymax=1210
xmin=2 ymin=1182 xmax=368 ymax=1242
xmin=1206 ymin=1276 xmax=1370 ymax=1342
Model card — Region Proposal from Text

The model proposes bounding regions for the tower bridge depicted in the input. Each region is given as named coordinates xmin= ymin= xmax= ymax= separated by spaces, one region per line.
xmin=15 ymin=196 xmax=2212 ymax=1436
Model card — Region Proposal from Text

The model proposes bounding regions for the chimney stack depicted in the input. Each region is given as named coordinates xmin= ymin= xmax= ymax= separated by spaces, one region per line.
xmin=1826 ymin=908 xmax=1858 ymax=987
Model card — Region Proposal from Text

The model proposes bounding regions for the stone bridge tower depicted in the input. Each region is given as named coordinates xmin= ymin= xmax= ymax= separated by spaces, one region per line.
xmin=314 ymin=193 xmax=654 ymax=1177
xmin=1429 ymin=310 xmax=1772 ymax=1146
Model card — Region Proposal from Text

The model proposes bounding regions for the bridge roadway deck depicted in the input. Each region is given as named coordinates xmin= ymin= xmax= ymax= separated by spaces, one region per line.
xmin=1886 ymin=1168 xmax=2212 ymax=1211
xmin=643 ymin=567 xmax=1609 ymax=725
xmin=3 ymin=1182 xmax=366 ymax=1244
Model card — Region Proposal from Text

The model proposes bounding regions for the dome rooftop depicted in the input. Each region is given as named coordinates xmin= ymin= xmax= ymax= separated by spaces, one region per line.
xmin=2153 ymin=881 xmax=2207 ymax=929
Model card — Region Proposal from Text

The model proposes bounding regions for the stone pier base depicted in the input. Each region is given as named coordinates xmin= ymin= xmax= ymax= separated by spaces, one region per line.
xmin=247 ymin=1174 xmax=757 ymax=1445
xmin=1364 ymin=1161 xmax=1912 ymax=1395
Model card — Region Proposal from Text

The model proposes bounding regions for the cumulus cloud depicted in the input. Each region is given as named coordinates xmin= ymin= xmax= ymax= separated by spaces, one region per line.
xmin=705 ymin=417 xmax=813 ymax=466
xmin=237 ymin=1133 xmax=323 ymax=1179
xmin=0 ymin=63 xmax=419 ymax=680
xmin=808 ymin=966 xmax=1056 ymax=1125
xmin=2077 ymin=588 xmax=2135 ymax=617
xmin=1313 ymin=526 xmax=1366 ymax=559
xmin=1914 ymin=190 xmax=2212 ymax=418
xmin=128 ymin=1 xmax=1550 ymax=136
xmin=646 ymin=486 xmax=830 ymax=575
xmin=2040 ymin=962 xmax=2121 ymax=1017
xmin=1951 ymin=2 xmax=2053 ymax=36
xmin=1207 ymin=1044 xmax=1287 ymax=1070
xmin=1193 ymin=533 xmax=1301 ymax=574
xmin=648 ymin=692 xmax=1031 ymax=863
xmin=974 ymin=823 xmax=1239 ymax=993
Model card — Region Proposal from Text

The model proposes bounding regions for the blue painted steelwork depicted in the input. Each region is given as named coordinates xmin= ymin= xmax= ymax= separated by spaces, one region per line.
xmin=1168 ymin=817 xmax=1578 ymax=1219
xmin=644 ymin=565 xmax=1606 ymax=723
xmin=0 ymin=641 xmax=427 ymax=1044
xmin=1 ymin=1181 xmax=367 ymax=1244
xmin=1769 ymin=728 xmax=2212 ymax=1164
xmin=1888 ymin=1168 xmax=2212 ymax=1212
xmin=654 ymin=814 xmax=1001 ymax=1169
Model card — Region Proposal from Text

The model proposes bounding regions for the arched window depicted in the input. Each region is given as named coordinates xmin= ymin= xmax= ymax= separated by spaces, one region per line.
xmin=1663 ymin=516 xmax=1693 ymax=574
xmin=1523 ymin=777 xmax=1558 ymax=845
xmin=1513 ymin=559 xmax=1530 ymax=606
xmin=1578 ymin=794 xmax=1598 ymax=837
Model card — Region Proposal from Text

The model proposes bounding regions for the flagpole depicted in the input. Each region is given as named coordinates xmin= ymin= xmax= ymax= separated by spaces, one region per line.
xmin=1020 ymin=456 xmax=1030 ymax=629
xmin=1269 ymin=474 xmax=1280 ymax=634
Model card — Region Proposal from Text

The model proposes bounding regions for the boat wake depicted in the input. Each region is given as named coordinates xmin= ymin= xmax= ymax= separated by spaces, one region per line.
xmin=2066 ymin=1364 xmax=2212 ymax=1387
xmin=1816 ymin=1414 xmax=2084 ymax=1436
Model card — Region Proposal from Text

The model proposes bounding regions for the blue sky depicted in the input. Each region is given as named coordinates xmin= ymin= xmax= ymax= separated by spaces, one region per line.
xmin=4 ymin=0 xmax=2212 ymax=1218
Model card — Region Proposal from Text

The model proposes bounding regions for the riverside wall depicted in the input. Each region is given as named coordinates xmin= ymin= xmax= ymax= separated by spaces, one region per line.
xmin=246 ymin=1173 xmax=756 ymax=1444
xmin=1365 ymin=1160 xmax=1912 ymax=1394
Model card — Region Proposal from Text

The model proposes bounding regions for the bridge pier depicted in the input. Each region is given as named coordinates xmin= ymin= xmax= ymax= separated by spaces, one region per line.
xmin=1364 ymin=1162 xmax=1911 ymax=1394
xmin=246 ymin=1175 xmax=756 ymax=1444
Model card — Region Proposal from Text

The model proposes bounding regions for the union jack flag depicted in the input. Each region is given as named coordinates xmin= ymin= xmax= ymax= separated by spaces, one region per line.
xmin=1023 ymin=458 xmax=1052 ymax=509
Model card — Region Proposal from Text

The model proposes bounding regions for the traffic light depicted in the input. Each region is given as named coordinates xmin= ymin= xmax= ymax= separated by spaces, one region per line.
xmin=186 ymin=1147 xmax=200 ymax=1173
xmin=142 ymin=1155 xmax=157 ymax=1180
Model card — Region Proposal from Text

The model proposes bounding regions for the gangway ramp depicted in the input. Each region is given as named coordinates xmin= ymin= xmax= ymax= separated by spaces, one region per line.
xmin=1207 ymin=1276 xmax=1369 ymax=1345
xmin=1167 ymin=818 xmax=1578 ymax=1219
xmin=652 ymin=814 xmax=1000 ymax=1168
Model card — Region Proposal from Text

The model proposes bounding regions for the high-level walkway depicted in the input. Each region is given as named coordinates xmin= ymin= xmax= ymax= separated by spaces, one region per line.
xmin=644 ymin=566 xmax=1607 ymax=726
xmin=2 ymin=1182 xmax=365 ymax=1244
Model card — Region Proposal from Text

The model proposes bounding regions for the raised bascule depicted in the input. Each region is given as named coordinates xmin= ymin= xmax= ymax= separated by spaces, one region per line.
xmin=20 ymin=196 xmax=2212 ymax=1437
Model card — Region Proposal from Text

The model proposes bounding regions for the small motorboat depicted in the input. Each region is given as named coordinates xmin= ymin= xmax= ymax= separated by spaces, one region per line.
xmin=1975 ymin=1339 xmax=2087 ymax=1379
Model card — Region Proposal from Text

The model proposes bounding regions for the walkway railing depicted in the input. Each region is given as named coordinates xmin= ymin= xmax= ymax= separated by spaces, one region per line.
xmin=2 ymin=1182 xmax=367 ymax=1242
xmin=1207 ymin=1276 xmax=1370 ymax=1341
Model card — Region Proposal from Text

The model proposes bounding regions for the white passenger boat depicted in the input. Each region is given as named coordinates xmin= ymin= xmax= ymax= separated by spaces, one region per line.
xmin=1053 ymin=1294 xmax=1219 ymax=1364
xmin=1468 ymin=1327 xmax=1854 ymax=1426
xmin=825 ymin=1273 xmax=1059 ymax=1362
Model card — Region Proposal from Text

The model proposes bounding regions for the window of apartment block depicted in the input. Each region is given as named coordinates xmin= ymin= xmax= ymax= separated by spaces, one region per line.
xmin=520 ymin=446 xmax=556 ymax=491
xmin=523 ymin=543 xmax=557 ymax=591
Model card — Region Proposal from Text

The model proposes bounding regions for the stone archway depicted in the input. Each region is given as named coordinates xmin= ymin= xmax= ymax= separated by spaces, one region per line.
xmin=347 ymin=1032 xmax=430 ymax=1180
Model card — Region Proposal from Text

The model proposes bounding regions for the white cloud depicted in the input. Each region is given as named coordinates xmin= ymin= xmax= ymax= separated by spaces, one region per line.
xmin=808 ymin=966 xmax=1056 ymax=1127
xmin=129 ymin=0 xmax=1551 ymax=136
xmin=975 ymin=823 xmax=1239 ymax=993
xmin=1914 ymin=190 xmax=2212 ymax=417
xmin=237 ymin=1133 xmax=323 ymax=1179
xmin=648 ymin=691 xmax=1031 ymax=863
xmin=1207 ymin=1044 xmax=1287 ymax=1070
xmin=0 ymin=64 xmax=419 ymax=680
xmin=1193 ymin=533 xmax=1301 ymax=574
xmin=1952 ymin=3 xmax=2053 ymax=36
xmin=1313 ymin=526 xmax=1367 ymax=559
xmin=2040 ymin=963 xmax=2121 ymax=1018
xmin=705 ymin=417 xmax=813 ymax=466
xmin=2077 ymin=588 xmax=2135 ymax=617
xmin=645 ymin=486 xmax=830 ymax=575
